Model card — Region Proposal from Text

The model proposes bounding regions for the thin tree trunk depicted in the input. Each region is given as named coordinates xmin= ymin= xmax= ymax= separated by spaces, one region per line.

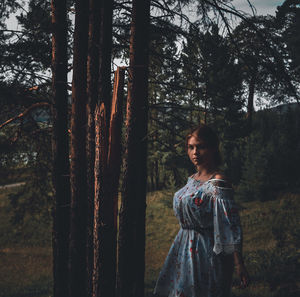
xmin=152 ymin=97 xmax=159 ymax=190
xmin=51 ymin=1 xmax=70 ymax=296
xmin=107 ymin=67 xmax=125 ymax=296
xmin=69 ymin=0 xmax=89 ymax=296
xmin=108 ymin=67 xmax=125 ymax=229
xmin=93 ymin=103 xmax=109 ymax=297
xmin=204 ymin=94 xmax=208 ymax=124
xmin=155 ymin=159 xmax=159 ymax=190
xmin=118 ymin=1 xmax=150 ymax=296
xmin=99 ymin=0 xmax=114 ymax=131
xmin=93 ymin=1 xmax=114 ymax=296
xmin=86 ymin=0 xmax=101 ymax=295
xmin=246 ymin=70 xmax=257 ymax=131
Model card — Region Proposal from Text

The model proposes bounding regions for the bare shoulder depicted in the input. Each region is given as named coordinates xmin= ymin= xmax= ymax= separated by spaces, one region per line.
xmin=212 ymin=173 xmax=232 ymax=188
xmin=214 ymin=173 xmax=225 ymax=180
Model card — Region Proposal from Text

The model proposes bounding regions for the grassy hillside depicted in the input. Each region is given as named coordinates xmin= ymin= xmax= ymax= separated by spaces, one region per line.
xmin=0 ymin=186 xmax=299 ymax=297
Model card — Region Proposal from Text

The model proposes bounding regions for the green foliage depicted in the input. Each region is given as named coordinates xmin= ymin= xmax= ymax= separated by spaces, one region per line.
xmin=0 ymin=119 xmax=53 ymax=236
xmin=15 ymin=0 xmax=52 ymax=70
xmin=147 ymin=22 xmax=248 ymax=190
xmin=1 ymin=1 xmax=52 ymax=86
xmin=236 ymin=106 xmax=300 ymax=202
xmin=239 ymin=194 xmax=300 ymax=297
xmin=277 ymin=0 xmax=300 ymax=85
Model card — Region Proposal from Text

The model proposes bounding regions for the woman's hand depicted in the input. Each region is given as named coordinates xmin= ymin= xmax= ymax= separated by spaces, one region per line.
xmin=236 ymin=263 xmax=250 ymax=288
xmin=233 ymin=251 xmax=250 ymax=288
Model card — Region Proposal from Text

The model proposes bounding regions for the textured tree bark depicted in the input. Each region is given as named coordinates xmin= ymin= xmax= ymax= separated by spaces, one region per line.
xmin=93 ymin=103 xmax=109 ymax=297
xmin=117 ymin=1 xmax=150 ymax=296
xmin=86 ymin=0 xmax=101 ymax=295
xmin=51 ymin=1 xmax=70 ymax=297
xmin=93 ymin=70 xmax=124 ymax=297
xmin=93 ymin=1 xmax=114 ymax=296
xmin=69 ymin=0 xmax=89 ymax=296
xmin=107 ymin=67 xmax=125 ymax=294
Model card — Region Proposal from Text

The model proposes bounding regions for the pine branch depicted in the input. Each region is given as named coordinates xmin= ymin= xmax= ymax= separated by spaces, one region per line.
xmin=0 ymin=102 xmax=50 ymax=129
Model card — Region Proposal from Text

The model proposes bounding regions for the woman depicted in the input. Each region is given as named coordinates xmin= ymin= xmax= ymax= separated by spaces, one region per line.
xmin=153 ymin=124 xmax=249 ymax=297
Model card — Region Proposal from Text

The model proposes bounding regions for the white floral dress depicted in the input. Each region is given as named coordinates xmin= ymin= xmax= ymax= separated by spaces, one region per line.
xmin=153 ymin=177 xmax=243 ymax=297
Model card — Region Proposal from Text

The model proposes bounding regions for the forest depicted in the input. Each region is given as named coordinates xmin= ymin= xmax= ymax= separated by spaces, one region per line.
xmin=0 ymin=0 xmax=299 ymax=297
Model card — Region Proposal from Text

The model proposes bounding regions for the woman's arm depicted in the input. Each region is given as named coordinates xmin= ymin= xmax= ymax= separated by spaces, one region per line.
xmin=233 ymin=251 xmax=249 ymax=288
xmin=213 ymin=174 xmax=250 ymax=288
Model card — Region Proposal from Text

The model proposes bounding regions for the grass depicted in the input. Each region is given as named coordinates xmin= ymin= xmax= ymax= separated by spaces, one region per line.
xmin=0 ymin=167 xmax=31 ymax=186
xmin=0 ymin=187 xmax=52 ymax=297
xmin=0 ymin=186 xmax=299 ymax=297
xmin=145 ymin=191 xmax=300 ymax=297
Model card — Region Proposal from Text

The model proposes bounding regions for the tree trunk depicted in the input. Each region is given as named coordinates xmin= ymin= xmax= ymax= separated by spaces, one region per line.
xmin=108 ymin=67 xmax=125 ymax=230
xmin=93 ymin=68 xmax=124 ymax=297
xmin=93 ymin=103 xmax=109 ymax=297
xmin=107 ymin=67 xmax=125 ymax=295
xmin=86 ymin=0 xmax=101 ymax=295
xmin=69 ymin=0 xmax=89 ymax=296
xmin=118 ymin=1 xmax=150 ymax=296
xmin=155 ymin=159 xmax=159 ymax=190
xmin=152 ymin=98 xmax=159 ymax=190
xmin=51 ymin=1 xmax=70 ymax=296
xmin=93 ymin=1 xmax=114 ymax=296
xmin=246 ymin=70 xmax=257 ymax=131
xmin=98 ymin=0 xmax=114 ymax=131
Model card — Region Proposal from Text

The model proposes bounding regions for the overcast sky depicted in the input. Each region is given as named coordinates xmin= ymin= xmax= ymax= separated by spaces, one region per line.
xmin=232 ymin=0 xmax=284 ymax=16
xmin=6 ymin=0 xmax=285 ymax=30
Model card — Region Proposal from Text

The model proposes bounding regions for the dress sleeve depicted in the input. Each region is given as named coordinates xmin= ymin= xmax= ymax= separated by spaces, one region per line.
xmin=211 ymin=182 xmax=243 ymax=255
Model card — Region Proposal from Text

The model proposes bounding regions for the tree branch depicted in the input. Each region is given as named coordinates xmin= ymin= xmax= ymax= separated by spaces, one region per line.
xmin=0 ymin=102 xmax=50 ymax=129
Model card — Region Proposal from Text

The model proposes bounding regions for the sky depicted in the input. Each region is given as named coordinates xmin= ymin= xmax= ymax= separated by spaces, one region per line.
xmin=232 ymin=0 xmax=284 ymax=16
xmin=6 ymin=0 xmax=285 ymax=30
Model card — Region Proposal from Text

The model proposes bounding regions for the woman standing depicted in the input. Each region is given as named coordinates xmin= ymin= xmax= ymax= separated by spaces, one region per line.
xmin=154 ymin=124 xmax=249 ymax=297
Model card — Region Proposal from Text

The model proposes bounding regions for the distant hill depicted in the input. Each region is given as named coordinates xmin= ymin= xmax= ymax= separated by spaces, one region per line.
xmin=266 ymin=102 xmax=299 ymax=113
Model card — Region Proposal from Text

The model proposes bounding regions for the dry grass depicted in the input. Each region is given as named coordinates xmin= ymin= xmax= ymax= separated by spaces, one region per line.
xmin=1 ymin=187 xmax=299 ymax=297
xmin=0 ymin=188 xmax=52 ymax=297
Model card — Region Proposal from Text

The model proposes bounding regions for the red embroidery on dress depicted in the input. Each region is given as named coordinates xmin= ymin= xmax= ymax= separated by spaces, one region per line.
xmin=194 ymin=197 xmax=203 ymax=206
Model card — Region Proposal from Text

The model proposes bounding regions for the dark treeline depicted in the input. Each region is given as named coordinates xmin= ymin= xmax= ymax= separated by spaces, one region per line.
xmin=0 ymin=0 xmax=299 ymax=296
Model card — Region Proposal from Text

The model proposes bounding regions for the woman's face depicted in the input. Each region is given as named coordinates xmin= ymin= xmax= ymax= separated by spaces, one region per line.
xmin=187 ymin=135 xmax=215 ymax=168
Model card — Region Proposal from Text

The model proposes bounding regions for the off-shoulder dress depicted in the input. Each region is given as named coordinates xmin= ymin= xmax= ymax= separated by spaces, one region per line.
xmin=153 ymin=176 xmax=243 ymax=297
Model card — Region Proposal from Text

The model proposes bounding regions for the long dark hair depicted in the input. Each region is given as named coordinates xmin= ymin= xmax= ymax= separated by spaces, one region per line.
xmin=185 ymin=124 xmax=222 ymax=167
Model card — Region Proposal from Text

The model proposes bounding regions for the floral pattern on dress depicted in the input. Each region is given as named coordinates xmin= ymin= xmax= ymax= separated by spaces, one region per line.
xmin=153 ymin=177 xmax=243 ymax=297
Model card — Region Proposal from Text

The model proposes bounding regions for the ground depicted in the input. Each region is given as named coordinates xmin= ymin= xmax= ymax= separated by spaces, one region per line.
xmin=0 ymin=186 xmax=299 ymax=297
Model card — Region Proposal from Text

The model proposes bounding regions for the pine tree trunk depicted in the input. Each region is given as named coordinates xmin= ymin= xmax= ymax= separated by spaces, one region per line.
xmin=69 ymin=0 xmax=89 ymax=296
xmin=107 ymin=67 xmax=125 ymax=296
xmin=246 ymin=70 xmax=257 ymax=131
xmin=86 ymin=0 xmax=101 ymax=295
xmin=93 ymin=103 xmax=109 ymax=297
xmin=99 ymin=0 xmax=114 ymax=130
xmin=117 ymin=1 xmax=150 ymax=296
xmin=51 ymin=1 xmax=70 ymax=296
xmin=152 ymin=101 xmax=159 ymax=190
xmin=107 ymin=67 xmax=125 ymax=229
xmin=93 ymin=1 xmax=114 ymax=296
xmin=93 ymin=68 xmax=124 ymax=297
xmin=155 ymin=159 xmax=159 ymax=190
